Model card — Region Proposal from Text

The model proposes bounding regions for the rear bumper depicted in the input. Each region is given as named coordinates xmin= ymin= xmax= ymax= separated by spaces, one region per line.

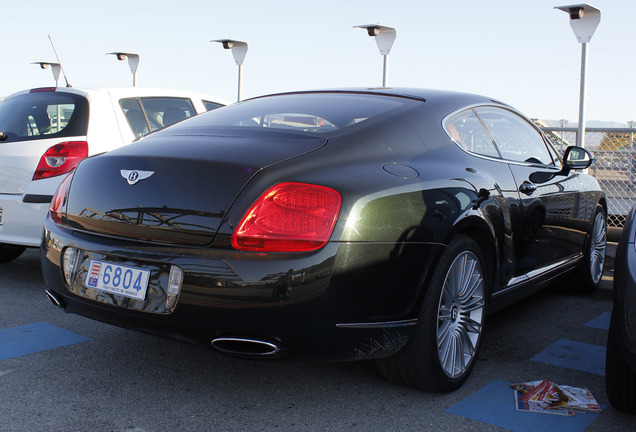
xmin=0 ymin=193 xmax=50 ymax=247
xmin=41 ymin=219 xmax=442 ymax=362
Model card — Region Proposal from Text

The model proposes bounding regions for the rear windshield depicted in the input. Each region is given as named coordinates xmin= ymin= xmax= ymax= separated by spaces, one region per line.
xmin=0 ymin=91 xmax=88 ymax=142
xmin=173 ymin=93 xmax=409 ymax=135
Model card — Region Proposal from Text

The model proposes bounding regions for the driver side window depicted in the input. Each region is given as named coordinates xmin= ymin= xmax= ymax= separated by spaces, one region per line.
xmin=475 ymin=107 xmax=554 ymax=166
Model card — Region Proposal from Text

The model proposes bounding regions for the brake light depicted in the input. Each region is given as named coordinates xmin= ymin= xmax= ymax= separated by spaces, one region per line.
xmin=49 ymin=173 xmax=73 ymax=224
xmin=33 ymin=141 xmax=88 ymax=180
xmin=232 ymin=182 xmax=342 ymax=252
xmin=29 ymin=87 xmax=57 ymax=93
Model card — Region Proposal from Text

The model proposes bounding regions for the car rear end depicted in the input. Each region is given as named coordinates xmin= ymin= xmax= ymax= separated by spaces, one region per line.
xmin=40 ymin=91 xmax=439 ymax=361
xmin=0 ymin=87 xmax=90 ymax=248
xmin=40 ymin=128 xmax=353 ymax=359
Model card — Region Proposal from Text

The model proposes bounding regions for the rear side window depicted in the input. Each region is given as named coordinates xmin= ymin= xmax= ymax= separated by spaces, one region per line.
xmin=0 ymin=91 xmax=88 ymax=142
xmin=120 ymin=97 xmax=196 ymax=138
xmin=203 ymin=100 xmax=224 ymax=111
xmin=445 ymin=110 xmax=500 ymax=158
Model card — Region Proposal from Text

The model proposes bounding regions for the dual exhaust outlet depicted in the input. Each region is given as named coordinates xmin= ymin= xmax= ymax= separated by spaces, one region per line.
xmin=45 ymin=290 xmax=283 ymax=358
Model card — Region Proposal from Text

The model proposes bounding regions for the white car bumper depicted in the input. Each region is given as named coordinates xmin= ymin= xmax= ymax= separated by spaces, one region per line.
xmin=0 ymin=193 xmax=49 ymax=247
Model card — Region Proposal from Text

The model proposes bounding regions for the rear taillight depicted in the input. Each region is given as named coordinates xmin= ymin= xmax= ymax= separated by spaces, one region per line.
xmin=33 ymin=141 xmax=88 ymax=181
xmin=232 ymin=182 xmax=342 ymax=252
xmin=49 ymin=173 xmax=73 ymax=224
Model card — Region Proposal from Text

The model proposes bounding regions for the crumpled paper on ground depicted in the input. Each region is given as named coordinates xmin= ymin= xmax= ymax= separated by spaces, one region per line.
xmin=511 ymin=380 xmax=601 ymax=416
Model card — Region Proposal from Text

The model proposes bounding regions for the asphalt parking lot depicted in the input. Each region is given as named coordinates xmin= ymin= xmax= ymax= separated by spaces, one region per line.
xmin=1 ymin=247 xmax=634 ymax=432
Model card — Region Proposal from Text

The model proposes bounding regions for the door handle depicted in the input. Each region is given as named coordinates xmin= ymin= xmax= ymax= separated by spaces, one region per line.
xmin=519 ymin=181 xmax=536 ymax=195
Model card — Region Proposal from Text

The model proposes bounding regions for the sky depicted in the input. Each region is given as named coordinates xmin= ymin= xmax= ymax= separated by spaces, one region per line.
xmin=2 ymin=0 xmax=634 ymax=124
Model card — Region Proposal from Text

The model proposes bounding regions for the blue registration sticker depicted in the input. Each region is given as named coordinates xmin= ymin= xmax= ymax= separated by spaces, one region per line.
xmin=85 ymin=260 xmax=150 ymax=301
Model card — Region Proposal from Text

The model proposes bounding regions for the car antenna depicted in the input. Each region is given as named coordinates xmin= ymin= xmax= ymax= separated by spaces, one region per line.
xmin=48 ymin=35 xmax=71 ymax=87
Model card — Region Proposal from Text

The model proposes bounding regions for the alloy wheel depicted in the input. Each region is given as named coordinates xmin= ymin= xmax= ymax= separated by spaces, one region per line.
xmin=437 ymin=251 xmax=485 ymax=379
xmin=589 ymin=212 xmax=607 ymax=285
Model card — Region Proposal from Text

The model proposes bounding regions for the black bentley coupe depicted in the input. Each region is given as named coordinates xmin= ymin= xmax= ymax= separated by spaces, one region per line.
xmin=41 ymin=88 xmax=606 ymax=391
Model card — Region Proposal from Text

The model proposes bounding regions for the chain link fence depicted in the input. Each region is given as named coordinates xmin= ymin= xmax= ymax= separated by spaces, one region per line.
xmin=541 ymin=127 xmax=636 ymax=227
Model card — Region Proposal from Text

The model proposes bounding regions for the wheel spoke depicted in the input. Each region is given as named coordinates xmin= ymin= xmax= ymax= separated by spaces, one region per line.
xmin=457 ymin=325 xmax=476 ymax=359
xmin=462 ymin=295 xmax=484 ymax=313
xmin=460 ymin=316 xmax=483 ymax=335
xmin=439 ymin=332 xmax=456 ymax=372
xmin=459 ymin=260 xmax=477 ymax=296
xmin=441 ymin=282 xmax=454 ymax=305
xmin=455 ymin=334 xmax=466 ymax=374
xmin=460 ymin=273 xmax=481 ymax=302
xmin=447 ymin=260 xmax=462 ymax=298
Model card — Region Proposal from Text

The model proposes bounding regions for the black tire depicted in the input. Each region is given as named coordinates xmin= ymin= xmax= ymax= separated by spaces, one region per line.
xmin=377 ymin=235 xmax=489 ymax=392
xmin=571 ymin=204 xmax=606 ymax=293
xmin=605 ymin=307 xmax=636 ymax=413
xmin=0 ymin=244 xmax=26 ymax=263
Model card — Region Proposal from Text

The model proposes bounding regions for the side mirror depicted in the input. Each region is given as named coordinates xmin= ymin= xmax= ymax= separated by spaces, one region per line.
xmin=562 ymin=146 xmax=593 ymax=173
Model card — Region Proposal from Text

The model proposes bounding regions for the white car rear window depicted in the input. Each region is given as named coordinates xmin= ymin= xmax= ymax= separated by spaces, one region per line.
xmin=0 ymin=91 xmax=88 ymax=142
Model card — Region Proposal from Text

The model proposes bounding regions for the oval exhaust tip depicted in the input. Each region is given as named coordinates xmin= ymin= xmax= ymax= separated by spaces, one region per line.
xmin=211 ymin=337 xmax=282 ymax=357
xmin=45 ymin=290 xmax=65 ymax=309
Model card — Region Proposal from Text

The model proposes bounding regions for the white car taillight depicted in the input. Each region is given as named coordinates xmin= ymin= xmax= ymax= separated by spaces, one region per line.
xmin=33 ymin=141 xmax=88 ymax=180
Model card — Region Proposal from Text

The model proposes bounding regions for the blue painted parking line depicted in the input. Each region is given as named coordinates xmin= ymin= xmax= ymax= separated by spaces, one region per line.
xmin=530 ymin=339 xmax=605 ymax=376
xmin=446 ymin=380 xmax=601 ymax=432
xmin=584 ymin=312 xmax=611 ymax=330
xmin=0 ymin=322 xmax=91 ymax=361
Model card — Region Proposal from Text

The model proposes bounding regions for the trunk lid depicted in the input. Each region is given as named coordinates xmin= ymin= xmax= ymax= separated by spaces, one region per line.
xmin=65 ymin=129 xmax=326 ymax=246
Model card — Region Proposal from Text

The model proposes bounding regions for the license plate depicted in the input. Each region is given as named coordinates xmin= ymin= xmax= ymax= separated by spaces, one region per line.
xmin=85 ymin=260 xmax=150 ymax=301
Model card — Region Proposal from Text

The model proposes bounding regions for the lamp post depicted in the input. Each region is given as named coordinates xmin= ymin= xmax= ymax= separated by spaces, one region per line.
xmin=555 ymin=4 xmax=601 ymax=148
xmin=32 ymin=61 xmax=61 ymax=86
xmin=212 ymin=39 xmax=248 ymax=102
xmin=107 ymin=52 xmax=140 ymax=86
xmin=354 ymin=24 xmax=396 ymax=87
xmin=560 ymin=118 xmax=568 ymax=146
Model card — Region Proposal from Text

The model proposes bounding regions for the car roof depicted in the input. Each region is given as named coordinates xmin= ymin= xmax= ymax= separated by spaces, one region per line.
xmin=4 ymin=86 xmax=228 ymax=105
xmin=245 ymin=87 xmax=510 ymax=112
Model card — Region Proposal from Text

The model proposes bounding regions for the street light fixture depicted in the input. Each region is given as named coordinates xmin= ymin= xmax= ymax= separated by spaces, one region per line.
xmin=555 ymin=4 xmax=601 ymax=148
xmin=32 ymin=61 xmax=61 ymax=86
xmin=211 ymin=39 xmax=248 ymax=102
xmin=107 ymin=52 xmax=140 ymax=86
xmin=354 ymin=24 xmax=396 ymax=87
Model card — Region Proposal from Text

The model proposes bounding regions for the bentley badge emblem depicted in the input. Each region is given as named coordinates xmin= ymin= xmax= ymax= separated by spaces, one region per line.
xmin=120 ymin=170 xmax=155 ymax=185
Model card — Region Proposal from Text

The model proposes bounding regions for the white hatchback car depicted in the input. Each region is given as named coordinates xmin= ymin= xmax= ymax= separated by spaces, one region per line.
xmin=0 ymin=86 xmax=227 ymax=262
